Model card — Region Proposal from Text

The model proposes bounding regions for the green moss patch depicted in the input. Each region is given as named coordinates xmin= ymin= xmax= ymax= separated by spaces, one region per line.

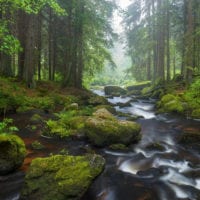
xmin=157 ymin=94 xmax=184 ymax=114
xmin=21 ymin=154 xmax=105 ymax=200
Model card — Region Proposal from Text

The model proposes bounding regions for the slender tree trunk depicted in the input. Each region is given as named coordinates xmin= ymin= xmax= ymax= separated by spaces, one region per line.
xmin=37 ymin=12 xmax=42 ymax=80
xmin=185 ymin=0 xmax=194 ymax=83
xmin=166 ymin=0 xmax=171 ymax=81
xmin=147 ymin=1 xmax=152 ymax=80
xmin=152 ymin=0 xmax=157 ymax=81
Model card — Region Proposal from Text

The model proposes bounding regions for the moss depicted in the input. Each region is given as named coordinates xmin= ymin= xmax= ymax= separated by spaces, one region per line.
xmin=31 ymin=141 xmax=45 ymax=150
xmin=30 ymin=114 xmax=43 ymax=122
xmin=109 ymin=144 xmax=129 ymax=151
xmin=157 ymin=94 xmax=184 ymax=114
xmin=21 ymin=154 xmax=105 ymax=200
xmin=95 ymin=105 xmax=116 ymax=114
xmin=88 ymin=95 xmax=108 ymax=106
xmin=104 ymin=86 xmax=127 ymax=96
xmin=64 ymin=103 xmax=79 ymax=111
xmin=85 ymin=109 xmax=141 ymax=147
xmin=191 ymin=109 xmax=200 ymax=119
xmin=0 ymin=134 xmax=26 ymax=175
xmin=146 ymin=142 xmax=165 ymax=151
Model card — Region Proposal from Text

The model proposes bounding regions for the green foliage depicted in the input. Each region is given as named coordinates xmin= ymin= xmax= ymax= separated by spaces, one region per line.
xmin=0 ymin=32 xmax=22 ymax=55
xmin=0 ymin=0 xmax=65 ymax=56
xmin=45 ymin=110 xmax=86 ymax=138
xmin=184 ymin=78 xmax=200 ymax=109
xmin=0 ymin=91 xmax=23 ymax=114
xmin=0 ymin=118 xmax=18 ymax=134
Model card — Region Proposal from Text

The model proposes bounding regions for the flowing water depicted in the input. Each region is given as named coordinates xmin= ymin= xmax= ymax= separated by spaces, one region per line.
xmin=1 ymin=90 xmax=200 ymax=200
xmin=84 ymin=90 xmax=200 ymax=200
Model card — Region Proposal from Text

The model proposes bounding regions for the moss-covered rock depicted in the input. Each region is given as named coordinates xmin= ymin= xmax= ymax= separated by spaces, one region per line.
xmin=30 ymin=114 xmax=43 ymax=123
xmin=109 ymin=144 xmax=129 ymax=151
xmin=0 ymin=134 xmax=26 ymax=175
xmin=94 ymin=105 xmax=116 ymax=114
xmin=64 ymin=103 xmax=79 ymax=111
xmin=104 ymin=86 xmax=127 ymax=96
xmin=21 ymin=154 xmax=105 ymax=200
xmin=191 ymin=109 xmax=200 ymax=119
xmin=85 ymin=109 xmax=141 ymax=147
xmin=88 ymin=95 xmax=108 ymax=106
xmin=31 ymin=141 xmax=45 ymax=150
xmin=146 ymin=142 xmax=165 ymax=151
xmin=157 ymin=94 xmax=184 ymax=114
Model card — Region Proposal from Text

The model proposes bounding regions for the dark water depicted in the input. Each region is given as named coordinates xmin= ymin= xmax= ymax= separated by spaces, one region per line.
xmin=1 ymin=90 xmax=200 ymax=200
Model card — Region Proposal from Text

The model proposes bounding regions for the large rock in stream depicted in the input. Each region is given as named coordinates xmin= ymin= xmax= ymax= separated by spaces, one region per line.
xmin=0 ymin=134 xmax=26 ymax=175
xmin=104 ymin=86 xmax=127 ymax=96
xmin=85 ymin=108 xmax=141 ymax=147
xmin=21 ymin=154 xmax=105 ymax=200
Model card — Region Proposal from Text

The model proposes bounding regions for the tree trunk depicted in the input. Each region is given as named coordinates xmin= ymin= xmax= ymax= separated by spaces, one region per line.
xmin=185 ymin=0 xmax=194 ymax=83
xmin=23 ymin=14 xmax=37 ymax=87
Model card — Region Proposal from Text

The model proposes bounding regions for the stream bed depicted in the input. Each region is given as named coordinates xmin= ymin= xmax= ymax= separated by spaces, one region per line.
xmin=1 ymin=90 xmax=200 ymax=200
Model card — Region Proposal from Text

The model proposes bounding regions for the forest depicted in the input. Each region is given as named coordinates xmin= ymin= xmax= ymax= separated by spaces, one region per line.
xmin=0 ymin=0 xmax=200 ymax=200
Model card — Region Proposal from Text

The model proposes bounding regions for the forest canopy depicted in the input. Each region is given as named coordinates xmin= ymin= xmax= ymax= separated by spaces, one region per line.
xmin=0 ymin=0 xmax=116 ymax=88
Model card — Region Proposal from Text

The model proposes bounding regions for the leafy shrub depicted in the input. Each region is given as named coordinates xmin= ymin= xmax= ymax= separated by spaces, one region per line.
xmin=0 ymin=118 xmax=18 ymax=134
xmin=45 ymin=110 xmax=85 ymax=138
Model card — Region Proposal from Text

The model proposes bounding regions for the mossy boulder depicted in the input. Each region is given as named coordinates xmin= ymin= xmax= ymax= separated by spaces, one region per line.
xmin=104 ymin=86 xmax=127 ymax=96
xmin=191 ymin=109 xmax=200 ymax=119
xmin=88 ymin=95 xmax=108 ymax=106
xmin=21 ymin=154 xmax=105 ymax=200
xmin=146 ymin=142 xmax=165 ymax=151
xmin=0 ymin=134 xmax=26 ymax=175
xmin=30 ymin=114 xmax=43 ymax=123
xmin=157 ymin=94 xmax=184 ymax=114
xmin=31 ymin=141 xmax=45 ymax=150
xmin=94 ymin=105 xmax=116 ymax=114
xmin=109 ymin=144 xmax=129 ymax=151
xmin=85 ymin=108 xmax=141 ymax=147
xmin=64 ymin=103 xmax=79 ymax=111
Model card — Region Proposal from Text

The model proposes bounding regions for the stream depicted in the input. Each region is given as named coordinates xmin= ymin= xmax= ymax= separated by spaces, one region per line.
xmin=1 ymin=90 xmax=200 ymax=200
xmin=83 ymin=90 xmax=200 ymax=200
